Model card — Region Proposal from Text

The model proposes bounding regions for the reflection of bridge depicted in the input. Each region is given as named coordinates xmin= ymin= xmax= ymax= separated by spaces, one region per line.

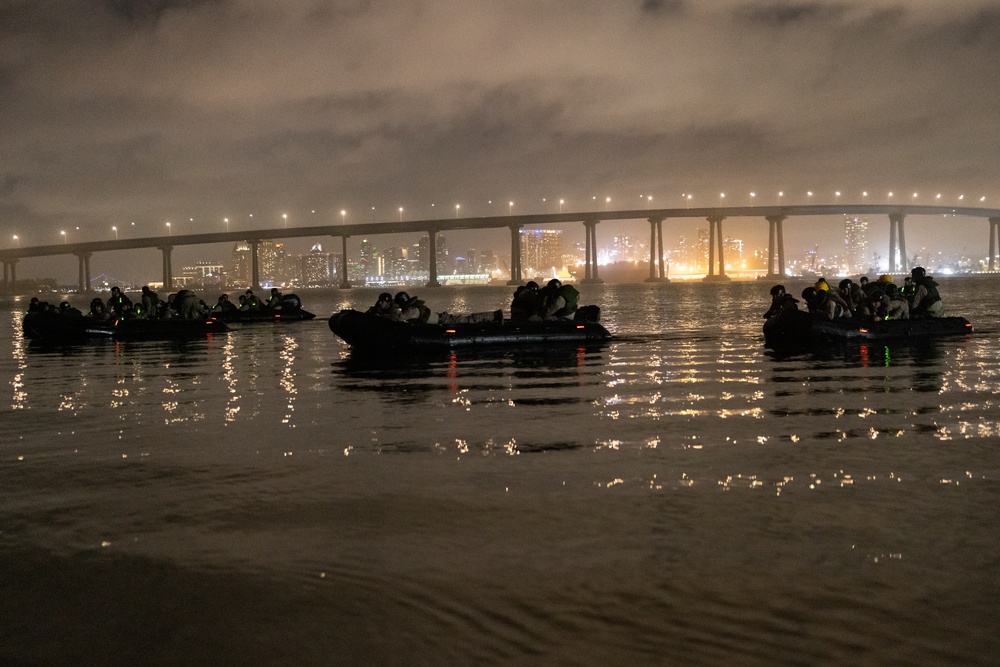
xmin=2 ymin=204 xmax=999 ymax=292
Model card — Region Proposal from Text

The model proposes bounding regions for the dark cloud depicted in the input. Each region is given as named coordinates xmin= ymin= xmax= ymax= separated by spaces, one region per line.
xmin=733 ymin=1 xmax=850 ymax=26
xmin=107 ymin=0 xmax=220 ymax=23
xmin=1 ymin=1 xmax=999 ymax=281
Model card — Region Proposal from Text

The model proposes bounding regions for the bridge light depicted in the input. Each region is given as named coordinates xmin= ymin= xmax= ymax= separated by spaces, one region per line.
xmin=341 ymin=210 xmax=347 ymax=224
xmin=166 ymin=222 xmax=171 ymax=236
xmin=398 ymin=207 xmax=404 ymax=221
xmin=455 ymin=204 xmax=460 ymax=218
xmin=61 ymin=230 xmax=66 ymax=243
xmin=559 ymin=199 xmax=565 ymax=212
xmin=224 ymin=217 xmax=229 ymax=232
xmin=12 ymin=234 xmax=18 ymax=247
xmin=282 ymin=213 xmax=288 ymax=228
xmin=509 ymin=201 xmax=514 ymax=215
xmin=112 ymin=226 xmax=118 ymax=240
xmin=981 ymin=196 xmax=987 ymax=202
xmin=936 ymin=193 xmax=942 ymax=200
xmin=958 ymin=195 xmax=965 ymax=200
xmin=862 ymin=191 xmax=868 ymax=198
xmin=913 ymin=192 xmax=918 ymax=199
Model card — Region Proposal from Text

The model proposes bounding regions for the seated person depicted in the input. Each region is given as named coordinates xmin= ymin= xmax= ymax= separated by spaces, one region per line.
xmin=908 ymin=266 xmax=944 ymax=318
xmin=510 ymin=281 xmax=539 ymax=321
xmin=366 ymin=293 xmax=395 ymax=318
xmin=393 ymin=292 xmax=435 ymax=324
xmin=762 ymin=284 xmax=799 ymax=319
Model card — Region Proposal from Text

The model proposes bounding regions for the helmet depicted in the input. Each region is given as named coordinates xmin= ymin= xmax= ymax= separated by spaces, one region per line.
xmin=770 ymin=284 xmax=786 ymax=297
xmin=801 ymin=287 xmax=818 ymax=302
xmin=59 ymin=301 xmax=70 ymax=310
xmin=815 ymin=280 xmax=829 ymax=291
xmin=911 ymin=266 xmax=926 ymax=279
xmin=394 ymin=292 xmax=411 ymax=306
xmin=525 ymin=281 xmax=539 ymax=290
xmin=838 ymin=279 xmax=852 ymax=290
xmin=878 ymin=274 xmax=893 ymax=283
xmin=378 ymin=292 xmax=392 ymax=302
xmin=547 ymin=279 xmax=562 ymax=290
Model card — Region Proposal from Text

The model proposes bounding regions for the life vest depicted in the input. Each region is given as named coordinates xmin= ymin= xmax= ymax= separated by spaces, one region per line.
xmin=915 ymin=277 xmax=941 ymax=306
xmin=552 ymin=285 xmax=579 ymax=318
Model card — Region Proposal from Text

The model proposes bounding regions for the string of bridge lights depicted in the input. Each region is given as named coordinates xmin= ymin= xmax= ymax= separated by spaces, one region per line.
xmin=8 ymin=191 xmax=992 ymax=247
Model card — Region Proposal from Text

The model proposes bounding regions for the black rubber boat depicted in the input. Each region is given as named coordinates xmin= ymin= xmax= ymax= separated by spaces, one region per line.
xmin=22 ymin=312 xmax=229 ymax=342
xmin=217 ymin=308 xmax=316 ymax=323
xmin=329 ymin=309 xmax=612 ymax=351
xmin=764 ymin=310 xmax=973 ymax=347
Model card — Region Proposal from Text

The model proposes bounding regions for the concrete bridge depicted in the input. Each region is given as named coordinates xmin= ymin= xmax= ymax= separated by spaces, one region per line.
xmin=2 ymin=204 xmax=999 ymax=292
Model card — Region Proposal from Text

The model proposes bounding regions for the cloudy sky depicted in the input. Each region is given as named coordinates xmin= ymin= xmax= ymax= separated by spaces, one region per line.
xmin=3 ymin=0 xmax=1000 ymax=280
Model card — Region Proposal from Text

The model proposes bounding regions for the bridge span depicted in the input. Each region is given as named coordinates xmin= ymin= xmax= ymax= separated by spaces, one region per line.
xmin=2 ymin=204 xmax=999 ymax=292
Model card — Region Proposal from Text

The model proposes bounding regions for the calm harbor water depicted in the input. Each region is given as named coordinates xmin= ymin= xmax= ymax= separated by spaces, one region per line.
xmin=2 ymin=279 xmax=999 ymax=665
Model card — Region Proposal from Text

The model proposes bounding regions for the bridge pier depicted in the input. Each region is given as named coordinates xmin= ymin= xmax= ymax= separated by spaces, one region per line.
xmin=888 ymin=213 xmax=908 ymax=274
xmin=704 ymin=215 xmax=730 ymax=282
xmin=646 ymin=217 xmax=668 ymax=283
xmin=765 ymin=215 xmax=786 ymax=278
xmin=339 ymin=236 xmax=351 ymax=288
xmin=2 ymin=259 xmax=16 ymax=293
xmin=76 ymin=252 xmax=92 ymax=293
xmin=160 ymin=245 xmax=174 ymax=289
xmin=507 ymin=224 xmax=523 ymax=285
xmin=582 ymin=219 xmax=603 ymax=284
xmin=248 ymin=240 xmax=259 ymax=289
xmin=989 ymin=217 xmax=1000 ymax=271
xmin=426 ymin=230 xmax=441 ymax=287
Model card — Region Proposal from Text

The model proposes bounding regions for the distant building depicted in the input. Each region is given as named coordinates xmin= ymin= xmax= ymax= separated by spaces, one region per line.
xmin=228 ymin=239 xmax=287 ymax=287
xmin=844 ymin=216 xmax=870 ymax=273
xmin=298 ymin=243 xmax=338 ymax=285
xmin=179 ymin=261 xmax=225 ymax=287
xmin=520 ymin=229 xmax=563 ymax=275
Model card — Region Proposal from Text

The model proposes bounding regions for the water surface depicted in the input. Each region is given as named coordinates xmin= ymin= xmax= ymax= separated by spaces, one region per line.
xmin=2 ymin=279 xmax=999 ymax=665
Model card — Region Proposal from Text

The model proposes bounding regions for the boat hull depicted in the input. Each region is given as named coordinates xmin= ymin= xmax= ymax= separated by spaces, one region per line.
xmin=329 ymin=309 xmax=612 ymax=351
xmin=764 ymin=311 xmax=973 ymax=347
xmin=22 ymin=313 xmax=229 ymax=342
xmin=217 ymin=309 xmax=316 ymax=323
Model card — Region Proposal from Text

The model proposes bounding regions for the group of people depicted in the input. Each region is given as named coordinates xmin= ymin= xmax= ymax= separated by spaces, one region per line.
xmin=765 ymin=266 xmax=945 ymax=322
xmin=510 ymin=279 xmax=580 ymax=321
xmin=29 ymin=285 xmax=299 ymax=322
xmin=363 ymin=278 xmax=584 ymax=325
xmin=366 ymin=291 xmax=501 ymax=325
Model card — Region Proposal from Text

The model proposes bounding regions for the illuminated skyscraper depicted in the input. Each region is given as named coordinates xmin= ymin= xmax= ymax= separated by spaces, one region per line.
xmin=520 ymin=229 xmax=563 ymax=275
xmin=844 ymin=216 xmax=870 ymax=273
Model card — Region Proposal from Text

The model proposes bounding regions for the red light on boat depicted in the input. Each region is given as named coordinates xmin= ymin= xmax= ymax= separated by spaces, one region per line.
xmin=576 ymin=325 xmax=585 ymax=329
xmin=858 ymin=328 xmax=868 ymax=333
xmin=446 ymin=329 xmax=456 ymax=334
xmin=965 ymin=323 xmax=972 ymax=327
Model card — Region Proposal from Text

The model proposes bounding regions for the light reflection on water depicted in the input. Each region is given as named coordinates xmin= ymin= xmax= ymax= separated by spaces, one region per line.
xmin=1 ymin=280 xmax=1000 ymax=665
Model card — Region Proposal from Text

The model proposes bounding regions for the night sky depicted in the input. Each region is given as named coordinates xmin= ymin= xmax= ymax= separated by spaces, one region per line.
xmin=3 ymin=0 xmax=1000 ymax=281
